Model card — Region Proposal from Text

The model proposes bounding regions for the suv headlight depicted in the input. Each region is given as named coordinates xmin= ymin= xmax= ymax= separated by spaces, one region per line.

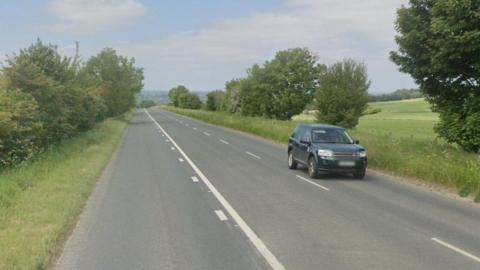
xmin=318 ymin=149 xmax=333 ymax=157
xmin=358 ymin=150 xmax=367 ymax=157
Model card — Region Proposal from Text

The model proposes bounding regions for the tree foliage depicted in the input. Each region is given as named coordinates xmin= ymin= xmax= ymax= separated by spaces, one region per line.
xmin=314 ymin=59 xmax=370 ymax=128
xmin=139 ymin=100 xmax=156 ymax=108
xmin=206 ymin=90 xmax=226 ymax=111
xmin=224 ymin=79 xmax=242 ymax=113
xmin=84 ymin=48 xmax=144 ymax=117
xmin=390 ymin=0 xmax=480 ymax=152
xmin=0 ymin=40 xmax=143 ymax=167
xmin=368 ymin=88 xmax=422 ymax=102
xmin=168 ymin=85 xmax=202 ymax=109
xmin=178 ymin=92 xmax=202 ymax=109
xmin=238 ymin=48 xmax=323 ymax=120
xmin=168 ymin=85 xmax=189 ymax=107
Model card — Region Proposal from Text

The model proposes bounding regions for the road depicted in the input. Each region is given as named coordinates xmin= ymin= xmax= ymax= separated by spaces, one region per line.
xmin=56 ymin=108 xmax=480 ymax=270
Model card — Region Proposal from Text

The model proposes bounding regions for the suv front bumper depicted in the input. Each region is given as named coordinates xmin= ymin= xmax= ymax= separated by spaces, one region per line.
xmin=317 ymin=156 xmax=367 ymax=173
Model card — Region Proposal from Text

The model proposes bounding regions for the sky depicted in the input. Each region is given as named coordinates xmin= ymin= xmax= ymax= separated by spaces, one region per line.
xmin=0 ymin=0 xmax=416 ymax=94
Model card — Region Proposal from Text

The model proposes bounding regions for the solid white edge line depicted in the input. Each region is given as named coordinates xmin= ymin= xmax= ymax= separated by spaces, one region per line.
xmin=191 ymin=176 xmax=199 ymax=182
xmin=431 ymin=238 xmax=480 ymax=263
xmin=144 ymin=109 xmax=285 ymax=270
xmin=203 ymin=132 xmax=211 ymax=136
xmin=246 ymin=151 xmax=261 ymax=159
xmin=220 ymin=139 xmax=230 ymax=145
xmin=214 ymin=210 xmax=228 ymax=221
xmin=296 ymin=175 xmax=330 ymax=191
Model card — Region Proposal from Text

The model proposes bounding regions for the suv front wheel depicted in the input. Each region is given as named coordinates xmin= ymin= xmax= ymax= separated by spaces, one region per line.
xmin=353 ymin=170 xmax=366 ymax=179
xmin=288 ymin=151 xmax=298 ymax=169
xmin=308 ymin=156 xmax=319 ymax=179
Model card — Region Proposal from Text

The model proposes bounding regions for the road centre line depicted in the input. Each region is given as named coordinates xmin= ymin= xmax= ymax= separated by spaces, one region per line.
xmin=246 ymin=151 xmax=261 ymax=160
xmin=144 ymin=109 xmax=285 ymax=270
xmin=178 ymin=158 xmax=184 ymax=162
xmin=171 ymin=147 xmax=175 ymax=150
xmin=191 ymin=176 xmax=199 ymax=182
xmin=203 ymin=132 xmax=211 ymax=136
xmin=220 ymin=139 xmax=230 ymax=145
xmin=193 ymin=127 xmax=198 ymax=130
xmin=431 ymin=238 xmax=480 ymax=263
xmin=296 ymin=175 xmax=330 ymax=191
xmin=214 ymin=210 xmax=228 ymax=221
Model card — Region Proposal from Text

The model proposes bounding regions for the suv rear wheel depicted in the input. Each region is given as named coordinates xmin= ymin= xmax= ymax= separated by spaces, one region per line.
xmin=308 ymin=156 xmax=319 ymax=179
xmin=288 ymin=151 xmax=298 ymax=169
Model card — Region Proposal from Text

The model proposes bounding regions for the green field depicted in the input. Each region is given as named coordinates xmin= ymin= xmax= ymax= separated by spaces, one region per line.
xmin=0 ymin=115 xmax=129 ymax=269
xmin=164 ymin=100 xmax=480 ymax=201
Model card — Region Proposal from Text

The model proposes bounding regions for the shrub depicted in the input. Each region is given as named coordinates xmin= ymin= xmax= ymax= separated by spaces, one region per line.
xmin=315 ymin=59 xmax=370 ymax=128
xmin=139 ymin=100 xmax=156 ymax=108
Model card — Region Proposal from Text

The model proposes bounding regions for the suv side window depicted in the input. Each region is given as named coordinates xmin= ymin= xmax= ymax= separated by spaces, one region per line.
xmin=290 ymin=126 xmax=299 ymax=139
xmin=294 ymin=126 xmax=304 ymax=141
xmin=301 ymin=128 xmax=311 ymax=143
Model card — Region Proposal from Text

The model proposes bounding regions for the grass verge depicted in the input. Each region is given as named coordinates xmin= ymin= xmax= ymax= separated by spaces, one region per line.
xmin=0 ymin=115 xmax=130 ymax=269
xmin=163 ymin=105 xmax=480 ymax=201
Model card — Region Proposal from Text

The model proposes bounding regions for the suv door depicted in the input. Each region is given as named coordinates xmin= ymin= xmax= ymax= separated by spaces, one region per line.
xmin=289 ymin=126 xmax=303 ymax=161
xmin=298 ymin=127 xmax=311 ymax=163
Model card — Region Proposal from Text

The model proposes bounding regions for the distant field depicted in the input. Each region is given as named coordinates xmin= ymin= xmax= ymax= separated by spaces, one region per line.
xmin=164 ymin=100 xmax=480 ymax=201
xmin=294 ymin=98 xmax=438 ymax=140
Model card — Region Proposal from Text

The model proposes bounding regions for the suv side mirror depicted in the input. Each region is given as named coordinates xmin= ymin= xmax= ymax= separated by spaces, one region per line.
xmin=354 ymin=139 xmax=360 ymax=144
xmin=300 ymin=140 xmax=311 ymax=145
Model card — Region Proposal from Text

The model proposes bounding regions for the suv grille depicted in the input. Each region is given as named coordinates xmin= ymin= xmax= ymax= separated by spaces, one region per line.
xmin=333 ymin=152 xmax=356 ymax=157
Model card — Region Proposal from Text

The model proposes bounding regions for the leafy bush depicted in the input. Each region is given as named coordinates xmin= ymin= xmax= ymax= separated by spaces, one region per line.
xmin=0 ymin=40 xmax=143 ymax=167
xmin=368 ymin=88 xmax=422 ymax=102
xmin=139 ymin=100 xmax=156 ymax=108
xmin=238 ymin=48 xmax=323 ymax=120
xmin=363 ymin=107 xmax=382 ymax=116
xmin=178 ymin=92 xmax=202 ymax=109
xmin=84 ymin=48 xmax=144 ymax=117
xmin=167 ymin=85 xmax=189 ymax=107
xmin=206 ymin=90 xmax=226 ymax=111
xmin=315 ymin=59 xmax=370 ymax=128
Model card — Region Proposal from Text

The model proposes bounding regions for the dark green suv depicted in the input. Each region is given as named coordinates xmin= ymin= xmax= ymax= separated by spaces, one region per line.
xmin=288 ymin=124 xmax=367 ymax=179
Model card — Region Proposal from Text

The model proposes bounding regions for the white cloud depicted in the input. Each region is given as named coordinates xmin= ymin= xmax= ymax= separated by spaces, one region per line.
xmin=118 ymin=0 xmax=415 ymax=93
xmin=45 ymin=0 xmax=147 ymax=34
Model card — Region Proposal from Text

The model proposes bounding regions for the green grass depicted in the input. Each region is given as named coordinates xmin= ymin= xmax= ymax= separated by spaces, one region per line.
xmin=164 ymin=100 xmax=480 ymax=200
xmin=0 ymin=115 xmax=129 ymax=269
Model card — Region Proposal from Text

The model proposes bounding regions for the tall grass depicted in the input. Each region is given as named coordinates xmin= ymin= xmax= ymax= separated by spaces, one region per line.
xmin=0 ymin=115 xmax=129 ymax=269
xmin=163 ymin=105 xmax=480 ymax=200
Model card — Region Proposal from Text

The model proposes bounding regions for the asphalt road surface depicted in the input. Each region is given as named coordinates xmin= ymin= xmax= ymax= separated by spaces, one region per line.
xmin=56 ymin=108 xmax=480 ymax=270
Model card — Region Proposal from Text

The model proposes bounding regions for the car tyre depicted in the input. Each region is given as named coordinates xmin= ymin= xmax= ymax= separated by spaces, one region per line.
xmin=308 ymin=156 xmax=319 ymax=179
xmin=353 ymin=170 xmax=366 ymax=179
xmin=288 ymin=151 xmax=298 ymax=169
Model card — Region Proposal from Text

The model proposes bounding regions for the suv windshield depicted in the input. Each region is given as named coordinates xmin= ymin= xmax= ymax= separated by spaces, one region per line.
xmin=311 ymin=128 xmax=353 ymax=144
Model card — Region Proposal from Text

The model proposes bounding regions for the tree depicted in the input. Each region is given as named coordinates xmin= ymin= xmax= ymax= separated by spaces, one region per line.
xmin=238 ymin=48 xmax=322 ymax=120
xmin=168 ymin=85 xmax=189 ymax=107
xmin=314 ymin=59 xmax=370 ymax=128
xmin=224 ymin=79 xmax=242 ymax=113
xmin=178 ymin=92 xmax=202 ymax=109
xmin=84 ymin=48 xmax=144 ymax=117
xmin=206 ymin=90 xmax=226 ymax=111
xmin=139 ymin=100 xmax=156 ymax=108
xmin=390 ymin=0 xmax=480 ymax=152
xmin=0 ymin=79 xmax=42 ymax=166
xmin=4 ymin=40 xmax=81 ymax=143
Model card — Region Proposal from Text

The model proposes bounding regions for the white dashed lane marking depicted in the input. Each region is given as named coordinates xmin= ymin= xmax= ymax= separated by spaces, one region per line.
xmin=246 ymin=151 xmax=261 ymax=160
